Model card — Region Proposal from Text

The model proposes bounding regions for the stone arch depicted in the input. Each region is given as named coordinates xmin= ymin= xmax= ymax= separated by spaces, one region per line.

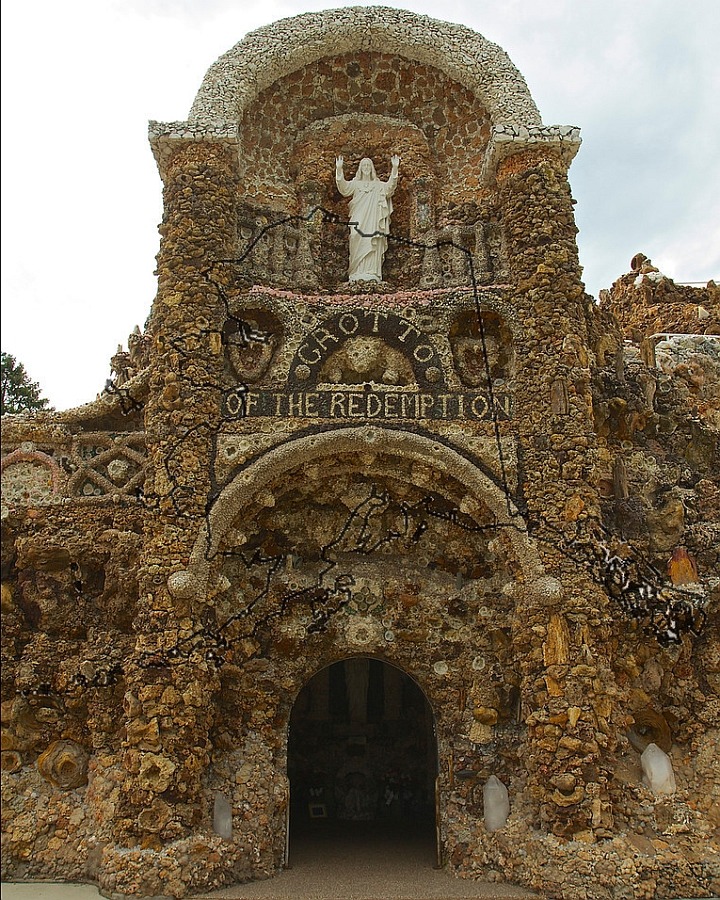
xmin=287 ymin=655 xmax=439 ymax=834
xmin=182 ymin=426 xmax=542 ymax=597
xmin=0 ymin=448 xmax=62 ymax=505
xmin=189 ymin=8 xmax=541 ymax=127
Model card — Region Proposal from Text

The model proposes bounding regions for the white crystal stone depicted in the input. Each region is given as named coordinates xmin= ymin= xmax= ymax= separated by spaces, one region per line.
xmin=483 ymin=775 xmax=510 ymax=831
xmin=641 ymin=742 xmax=676 ymax=795
xmin=213 ymin=791 xmax=233 ymax=839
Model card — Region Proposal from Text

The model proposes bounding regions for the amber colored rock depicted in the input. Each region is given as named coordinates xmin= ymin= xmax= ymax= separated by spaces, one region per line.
xmin=564 ymin=494 xmax=585 ymax=521
xmin=544 ymin=675 xmax=564 ymax=697
xmin=543 ymin=614 xmax=570 ymax=666
xmin=126 ymin=717 xmax=162 ymax=752
xmin=667 ymin=547 xmax=699 ymax=585
xmin=472 ymin=706 xmax=499 ymax=725
xmin=567 ymin=706 xmax=582 ymax=727
xmin=37 ymin=740 xmax=88 ymax=789
xmin=1 ymin=583 xmax=13 ymax=613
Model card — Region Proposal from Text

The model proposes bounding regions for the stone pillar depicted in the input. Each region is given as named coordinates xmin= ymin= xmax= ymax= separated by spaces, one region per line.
xmin=495 ymin=147 xmax=598 ymax=527
xmin=495 ymin=148 xmax=620 ymax=839
xmin=103 ymin=139 xmax=238 ymax=892
xmin=511 ymin=577 xmax=618 ymax=840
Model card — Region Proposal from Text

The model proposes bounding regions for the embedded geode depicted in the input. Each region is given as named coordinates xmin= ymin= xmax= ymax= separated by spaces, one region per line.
xmin=37 ymin=739 xmax=89 ymax=790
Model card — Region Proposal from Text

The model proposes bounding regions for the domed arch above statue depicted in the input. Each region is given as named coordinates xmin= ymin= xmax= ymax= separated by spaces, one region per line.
xmin=236 ymin=48 xmax=495 ymax=206
xmin=188 ymin=8 xmax=542 ymax=127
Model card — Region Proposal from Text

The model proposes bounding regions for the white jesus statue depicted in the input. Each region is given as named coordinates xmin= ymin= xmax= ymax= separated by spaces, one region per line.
xmin=335 ymin=155 xmax=400 ymax=282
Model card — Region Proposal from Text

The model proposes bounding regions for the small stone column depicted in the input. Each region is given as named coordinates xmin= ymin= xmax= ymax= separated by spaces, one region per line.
xmin=511 ymin=575 xmax=619 ymax=839
xmin=493 ymin=145 xmax=620 ymax=839
xmin=104 ymin=137 xmax=239 ymax=894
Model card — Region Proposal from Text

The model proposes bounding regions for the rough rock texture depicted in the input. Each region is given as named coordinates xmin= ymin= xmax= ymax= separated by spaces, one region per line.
xmin=188 ymin=7 xmax=542 ymax=126
xmin=2 ymin=9 xmax=718 ymax=900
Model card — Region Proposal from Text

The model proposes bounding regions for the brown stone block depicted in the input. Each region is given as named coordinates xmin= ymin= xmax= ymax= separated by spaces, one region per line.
xmin=543 ymin=614 xmax=570 ymax=666
xmin=126 ymin=717 xmax=162 ymax=752
xmin=472 ymin=706 xmax=498 ymax=725
xmin=558 ymin=735 xmax=583 ymax=752
xmin=138 ymin=752 xmax=176 ymax=793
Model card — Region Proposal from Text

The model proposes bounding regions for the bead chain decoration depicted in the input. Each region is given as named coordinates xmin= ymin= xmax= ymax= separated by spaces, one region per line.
xmin=15 ymin=211 xmax=708 ymax=698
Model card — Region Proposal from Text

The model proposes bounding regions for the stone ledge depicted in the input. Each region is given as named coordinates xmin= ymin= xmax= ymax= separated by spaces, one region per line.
xmin=481 ymin=124 xmax=582 ymax=184
xmin=149 ymin=120 xmax=239 ymax=180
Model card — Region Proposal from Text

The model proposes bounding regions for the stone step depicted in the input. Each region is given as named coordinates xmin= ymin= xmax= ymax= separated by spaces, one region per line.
xmin=197 ymin=893 xmax=539 ymax=900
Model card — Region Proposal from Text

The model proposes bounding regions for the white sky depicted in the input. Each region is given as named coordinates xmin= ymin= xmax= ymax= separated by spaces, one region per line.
xmin=2 ymin=0 xmax=719 ymax=411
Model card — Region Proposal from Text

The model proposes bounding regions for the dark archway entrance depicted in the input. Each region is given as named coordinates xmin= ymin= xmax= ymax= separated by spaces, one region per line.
xmin=288 ymin=658 xmax=438 ymax=860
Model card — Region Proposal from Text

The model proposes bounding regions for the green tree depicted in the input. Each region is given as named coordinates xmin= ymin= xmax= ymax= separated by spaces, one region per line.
xmin=1 ymin=352 xmax=51 ymax=415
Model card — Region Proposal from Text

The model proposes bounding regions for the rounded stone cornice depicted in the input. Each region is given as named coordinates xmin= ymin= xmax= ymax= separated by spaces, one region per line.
xmin=188 ymin=6 xmax=542 ymax=127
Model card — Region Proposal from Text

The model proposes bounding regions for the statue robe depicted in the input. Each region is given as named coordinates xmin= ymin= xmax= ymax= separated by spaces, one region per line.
xmin=336 ymin=169 xmax=397 ymax=281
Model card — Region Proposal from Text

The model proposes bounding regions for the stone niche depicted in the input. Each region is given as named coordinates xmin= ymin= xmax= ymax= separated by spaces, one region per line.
xmin=234 ymin=50 xmax=500 ymax=290
xmin=450 ymin=309 xmax=515 ymax=387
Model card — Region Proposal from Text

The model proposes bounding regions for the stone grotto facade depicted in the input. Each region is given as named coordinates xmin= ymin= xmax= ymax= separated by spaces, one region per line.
xmin=1 ymin=8 xmax=719 ymax=900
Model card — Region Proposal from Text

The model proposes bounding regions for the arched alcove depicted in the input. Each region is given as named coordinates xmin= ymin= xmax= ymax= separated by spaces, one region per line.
xmin=188 ymin=425 xmax=541 ymax=592
xmin=189 ymin=8 xmax=541 ymax=127
xmin=288 ymin=657 xmax=438 ymax=859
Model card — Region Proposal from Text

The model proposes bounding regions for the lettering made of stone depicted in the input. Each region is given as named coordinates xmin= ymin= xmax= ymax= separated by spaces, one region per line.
xmin=223 ymin=389 xmax=512 ymax=421
xmin=289 ymin=309 xmax=445 ymax=387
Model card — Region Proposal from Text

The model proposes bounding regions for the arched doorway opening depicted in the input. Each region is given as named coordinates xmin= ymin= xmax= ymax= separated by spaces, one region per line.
xmin=288 ymin=658 xmax=438 ymax=860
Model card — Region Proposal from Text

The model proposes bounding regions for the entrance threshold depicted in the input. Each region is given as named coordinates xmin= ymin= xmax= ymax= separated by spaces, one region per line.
xmin=192 ymin=822 xmax=541 ymax=900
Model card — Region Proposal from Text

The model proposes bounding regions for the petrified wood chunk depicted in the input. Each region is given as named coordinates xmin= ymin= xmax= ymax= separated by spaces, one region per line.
xmin=1 ymin=750 xmax=23 ymax=773
xmin=37 ymin=739 xmax=88 ymax=789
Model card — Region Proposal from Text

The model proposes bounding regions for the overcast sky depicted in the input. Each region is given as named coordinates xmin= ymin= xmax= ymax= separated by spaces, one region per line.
xmin=2 ymin=0 xmax=718 ymax=411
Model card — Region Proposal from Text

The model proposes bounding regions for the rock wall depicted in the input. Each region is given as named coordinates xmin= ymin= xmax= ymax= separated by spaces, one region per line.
xmin=2 ymin=9 xmax=718 ymax=900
